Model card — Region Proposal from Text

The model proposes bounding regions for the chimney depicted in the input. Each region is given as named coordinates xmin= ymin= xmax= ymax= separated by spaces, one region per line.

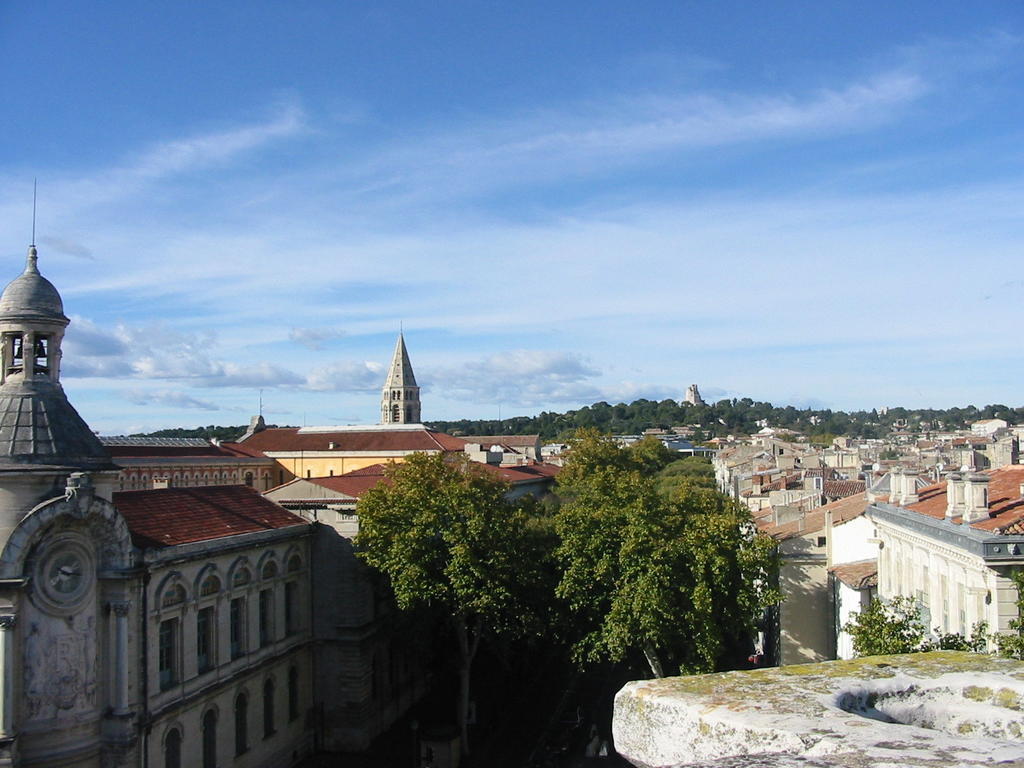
xmin=945 ymin=472 xmax=964 ymax=519
xmin=889 ymin=467 xmax=904 ymax=505
xmin=961 ymin=472 xmax=990 ymax=524
xmin=901 ymin=470 xmax=919 ymax=505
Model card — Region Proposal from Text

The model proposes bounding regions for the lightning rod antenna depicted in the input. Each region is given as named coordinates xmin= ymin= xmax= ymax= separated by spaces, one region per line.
xmin=31 ymin=179 xmax=37 ymax=246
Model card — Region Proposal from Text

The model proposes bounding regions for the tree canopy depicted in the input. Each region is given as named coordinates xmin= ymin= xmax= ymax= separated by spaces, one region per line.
xmin=426 ymin=398 xmax=1023 ymax=441
xmin=554 ymin=430 xmax=779 ymax=677
xmin=354 ymin=452 xmax=540 ymax=754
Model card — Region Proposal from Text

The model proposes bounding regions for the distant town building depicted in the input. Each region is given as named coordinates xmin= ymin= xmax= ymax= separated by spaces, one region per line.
xmin=683 ymin=383 xmax=705 ymax=406
xmin=971 ymin=418 xmax=1009 ymax=437
xmin=100 ymin=435 xmax=276 ymax=491
xmin=870 ymin=465 xmax=1024 ymax=642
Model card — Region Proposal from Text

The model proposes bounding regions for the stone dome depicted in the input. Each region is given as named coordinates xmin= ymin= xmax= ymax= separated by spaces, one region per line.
xmin=0 ymin=246 xmax=67 ymax=324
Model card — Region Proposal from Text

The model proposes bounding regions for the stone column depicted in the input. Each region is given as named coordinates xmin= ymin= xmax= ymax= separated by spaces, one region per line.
xmin=0 ymin=614 xmax=15 ymax=737
xmin=110 ymin=602 xmax=131 ymax=715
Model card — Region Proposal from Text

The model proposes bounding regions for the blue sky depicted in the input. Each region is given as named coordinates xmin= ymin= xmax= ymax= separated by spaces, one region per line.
xmin=1 ymin=2 xmax=1023 ymax=433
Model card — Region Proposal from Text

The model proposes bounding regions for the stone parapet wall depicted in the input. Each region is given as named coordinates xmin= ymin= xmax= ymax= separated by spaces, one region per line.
xmin=613 ymin=652 xmax=1024 ymax=768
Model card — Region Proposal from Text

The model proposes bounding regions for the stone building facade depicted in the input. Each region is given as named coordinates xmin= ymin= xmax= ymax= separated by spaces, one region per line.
xmin=0 ymin=247 xmax=315 ymax=767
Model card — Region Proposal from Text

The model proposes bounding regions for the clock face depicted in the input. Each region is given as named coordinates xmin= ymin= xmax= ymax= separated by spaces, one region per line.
xmin=35 ymin=539 xmax=93 ymax=612
xmin=47 ymin=552 xmax=83 ymax=595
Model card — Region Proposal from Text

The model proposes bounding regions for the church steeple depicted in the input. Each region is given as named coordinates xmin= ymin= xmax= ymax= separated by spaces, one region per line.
xmin=380 ymin=332 xmax=421 ymax=424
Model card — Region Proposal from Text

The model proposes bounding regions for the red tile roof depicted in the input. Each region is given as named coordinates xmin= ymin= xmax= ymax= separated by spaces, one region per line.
xmin=901 ymin=465 xmax=1024 ymax=534
xmin=228 ymin=427 xmax=466 ymax=455
xmin=307 ymin=465 xmax=390 ymax=498
xmin=106 ymin=444 xmax=239 ymax=458
xmin=279 ymin=460 xmax=559 ymax=502
xmin=830 ymin=559 xmax=878 ymax=590
xmin=759 ymin=492 xmax=868 ymax=540
xmin=823 ymin=480 xmax=866 ymax=498
xmin=115 ymin=486 xmax=307 ymax=548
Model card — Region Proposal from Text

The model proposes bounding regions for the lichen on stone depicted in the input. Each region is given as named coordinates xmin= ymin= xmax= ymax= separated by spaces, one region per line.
xmin=613 ymin=652 xmax=1024 ymax=768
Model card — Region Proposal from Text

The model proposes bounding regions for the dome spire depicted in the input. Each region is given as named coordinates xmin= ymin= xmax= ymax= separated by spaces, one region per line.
xmin=26 ymin=179 xmax=39 ymax=274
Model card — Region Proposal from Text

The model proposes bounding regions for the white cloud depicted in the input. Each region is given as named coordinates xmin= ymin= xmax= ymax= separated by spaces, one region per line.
xmin=38 ymin=236 xmax=94 ymax=260
xmin=427 ymin=351 xmax=604 ymax=407
xmin=124 ymin=389 xmax=221 ymax=411
xmin=343 ymin=70 xmax=926 ymax=204
xmin=63 ymin=320 xmax=304 ymax=388
xmin=305 ymin=360 xmax=384 ymax=392
xmin=288 ymin=326 xmax=346 ymax=350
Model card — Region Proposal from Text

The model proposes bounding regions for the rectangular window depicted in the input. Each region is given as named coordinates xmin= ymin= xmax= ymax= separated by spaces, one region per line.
xmin=230 ymin=597 xmax=246 ymax=659
xmin=259 ymin=589 xmax=274 ymax=647
xmin=158 ymin=618 xmax=178 ymax=689
xmin=197 ymin=607 xmax=215 ymax=673
xmin=285 ymin=581 xmax=298 ymax=635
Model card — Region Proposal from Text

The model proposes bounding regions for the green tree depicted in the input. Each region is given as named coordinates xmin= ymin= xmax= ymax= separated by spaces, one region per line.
xmin=846 ymin=596 xmax=990 ymax=656
xmin=997 ymin=569 xmax=1024 ymax=660
xmin=554 ymin=433 xmax=779 ymax=678
xmin=655 ymin=456 xmax=716 ymax=496
xmin=844 ymin=597 xmax=927 ymax=655
xmin=354 ymin=453 xmax=539 ymax=755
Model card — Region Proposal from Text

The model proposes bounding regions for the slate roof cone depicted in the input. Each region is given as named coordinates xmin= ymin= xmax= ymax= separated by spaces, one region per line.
xmin=0 ymin=245 xmax=113 ymax=470
xmin=380 ymin=332 xmax=421 ymax=424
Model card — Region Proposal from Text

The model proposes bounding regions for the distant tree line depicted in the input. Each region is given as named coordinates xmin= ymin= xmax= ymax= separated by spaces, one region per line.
xmin=426 ymin=399 xmax=1024 ymax=441
xmin=131 ymin=424 xmax=293 ymax=441
xmin=129 ymin=399 xmax=1023 ymax=443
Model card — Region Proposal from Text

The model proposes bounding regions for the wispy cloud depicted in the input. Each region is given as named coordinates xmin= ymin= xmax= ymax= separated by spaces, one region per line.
xmin=289 ymin=326 xmax=346 ymax=350
xmin=125 ymin=389 xmax=221 ymax=411
xmin=427 ymin=351 xmax=604 ymax=407
xmin=305 ymin=360 xmax=384 ymax=392
xmin=341 ymin=70 xmax=926 ymax=203
xmin=38 ymin=236 xmax=94 ymax=260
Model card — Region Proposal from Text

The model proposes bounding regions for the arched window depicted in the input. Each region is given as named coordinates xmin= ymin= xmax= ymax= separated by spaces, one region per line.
xmin=391 ymin=404 xmax=400 ymax=422
xmin=244 ymin=471 xmax=254 ymax=487
xmin=288 ymin=666 xmax=299 ymax=721
xmin=161 ymin=584 xmax=186 ymax=608
xmin=261 ymin=560 xmax=278 ymax=580
xmin=164 ymin=727 xmax=182 ymax=768
xmin=202 ymin=710 xmax=216 ymax=768
xmin=287 ymin=555 xmax=302 ymax=573
xmin=200 ymin=575 xmax=221 ymax=597
xmin=232 ymin=567 xmax=251 ymax=588
xmin=263 ymin=678 xmax=275 ymax=738
xmin=234 ymin=692 xmax=248 ymax=756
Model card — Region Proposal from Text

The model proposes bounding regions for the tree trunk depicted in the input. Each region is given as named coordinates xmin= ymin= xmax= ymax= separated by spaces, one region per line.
xmin=453 ymin=614 xmax=483 ymax=758
xmin=643 ymin=641 xmax=665 ymax=678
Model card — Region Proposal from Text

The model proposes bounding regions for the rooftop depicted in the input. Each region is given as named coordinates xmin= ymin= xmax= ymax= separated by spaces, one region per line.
xmin=903 ymin=464 xmax=1024 ymax=534
xmin=114 ymin=485 xmax=306 ymax=548
xmin=230 ymin=425 xmax=466 ymax=454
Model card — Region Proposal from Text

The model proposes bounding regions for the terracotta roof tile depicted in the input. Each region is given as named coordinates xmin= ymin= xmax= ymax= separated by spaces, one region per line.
xmin=759 ymin=492 xmax=868 ymax=540
xmin=230 ymin=427 xmax=466 ymax=455
xmin=115 ymin=486 xmax=307 ymax=548
xmin=902 ymin=465 xmax=1024 ymax=533
xmin=829 ymin=559 xmax=878 ymax=590
xmin=296 ymin=460 xmax=560 ymax=502
xmin=823 ymin=480 xmax=866 ymax=498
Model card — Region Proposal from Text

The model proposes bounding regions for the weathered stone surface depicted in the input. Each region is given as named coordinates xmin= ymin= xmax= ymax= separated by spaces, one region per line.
xmin=613 ymin=652 xmax=1024 ymax=768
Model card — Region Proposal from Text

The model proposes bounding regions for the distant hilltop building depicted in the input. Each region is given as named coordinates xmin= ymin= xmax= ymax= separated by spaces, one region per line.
xmin=380 ymin=331 xmax=421 ymax=424
xmin=683 ymin=383 xmax=705 ymax=406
